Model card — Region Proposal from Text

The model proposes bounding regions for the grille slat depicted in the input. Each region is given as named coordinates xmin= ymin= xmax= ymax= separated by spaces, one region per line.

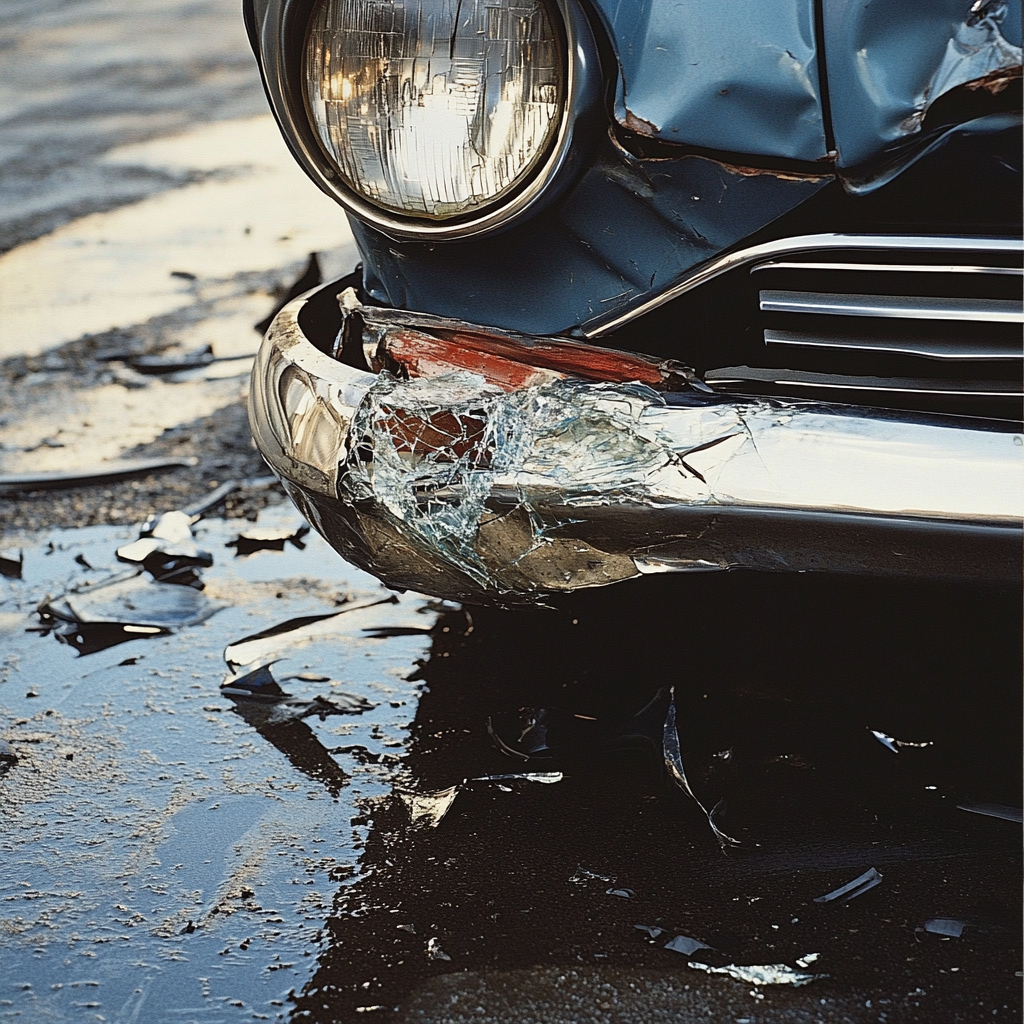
xmin=759 ymin=290 xmax=1023 ymax=323
xmin=763 ymin=327 xmax=1021 ymax=362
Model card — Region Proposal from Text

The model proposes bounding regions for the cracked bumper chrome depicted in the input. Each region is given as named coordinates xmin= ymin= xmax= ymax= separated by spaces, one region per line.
xmin=249 ymin=281 xmax=1023 ymax=602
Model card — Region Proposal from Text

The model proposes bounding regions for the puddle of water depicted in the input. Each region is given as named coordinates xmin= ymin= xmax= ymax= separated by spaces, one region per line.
xmin=0 ymin=502 xmax=438 ymax=1023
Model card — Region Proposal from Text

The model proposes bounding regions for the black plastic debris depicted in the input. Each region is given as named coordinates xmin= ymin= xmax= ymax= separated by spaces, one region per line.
xmin=0 ymin=550 xmax=23 ymax=579
xmin=128 ymin=345 xmax=215 ymax=375
xmin=227 ymin=524 xmax=310 ymax=555
xmin=663 ymin=687 xmax=741 ymax=850
xmin=0 ymin=457 xmax=198 ymax=494
xmin=956 ymin=800 xmax=1023 ymax=823
xmin=220 ymin=662 xmax=375 ymax=725
xmin=255 ymin=253 xmax=322 ymax=334
xmin=117 ymin=510 xmax=212 ymax=587
xmin=38 ymin=570 xmax=219 ymax=654
xmin=223 ymin=597 xmax=398 ymax=669
xmin=813 ymin=867 xmax=883 ymax=904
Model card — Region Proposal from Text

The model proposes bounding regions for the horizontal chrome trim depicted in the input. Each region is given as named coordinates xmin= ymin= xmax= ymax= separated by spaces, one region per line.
xmin=707 ymin=366 xmax=1021 ymax=398
xmin=250 ymin=282 xmax=1023 ymax=598
xmin=763 ymin=328 xmax=1023 ymax=362
xmin=752 ymin=261 xmax=1024 ymax=276
xmin=583 ymin=234 xmax=1024 ymax=337
xmin=760 ymin=290 xmax=1023 ymax=323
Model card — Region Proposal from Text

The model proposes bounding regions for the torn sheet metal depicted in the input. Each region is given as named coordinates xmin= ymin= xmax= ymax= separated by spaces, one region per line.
xmin=592 ymin=0 xmax=828 ymax=161
xmin=663 ymin=687 xmax=740 ymax=850
xmin=687 ymin=959 xmax=826 ymax=987
xmin=249 ymin=289 xmax=1024 ymax=603
xmin=814 ymin=867 xmax=883 ymax=904
xmin=825 ymin=0 xmax=1022 ymax=170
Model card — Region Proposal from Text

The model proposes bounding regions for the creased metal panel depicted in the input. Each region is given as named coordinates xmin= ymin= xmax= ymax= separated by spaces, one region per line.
xmin=354 ymin=143 xmax=827 ymax=336
xmin=590 ymin=0 xmax=828 ymax=161
xmin=825 ymin=0 xmax=1023 ymax=169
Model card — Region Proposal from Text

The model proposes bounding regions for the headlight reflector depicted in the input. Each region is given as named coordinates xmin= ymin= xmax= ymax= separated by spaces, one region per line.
xmin=304 ymin=0 xmax=565 ymax=222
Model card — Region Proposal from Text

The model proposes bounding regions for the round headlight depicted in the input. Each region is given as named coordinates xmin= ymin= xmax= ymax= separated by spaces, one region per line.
xmin=303 ymin=0 xmax=566 ymax=223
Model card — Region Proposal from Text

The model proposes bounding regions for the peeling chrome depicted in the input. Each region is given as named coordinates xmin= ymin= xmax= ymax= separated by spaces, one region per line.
xmin=249 ymin=284 xmax=1024 ymax=602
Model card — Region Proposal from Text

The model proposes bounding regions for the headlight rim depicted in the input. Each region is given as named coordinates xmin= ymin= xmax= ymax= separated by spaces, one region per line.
xmin=256 ymin=0 xmax=597 ymax=241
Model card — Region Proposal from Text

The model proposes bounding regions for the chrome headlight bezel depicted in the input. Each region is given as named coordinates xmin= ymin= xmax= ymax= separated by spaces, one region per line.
xmin=254 ymin=0 xmax=599 ymax=241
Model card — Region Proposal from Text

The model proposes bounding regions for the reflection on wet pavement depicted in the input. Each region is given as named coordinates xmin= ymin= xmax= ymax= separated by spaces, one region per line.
xmin=2 ymin=504 xmax=1021 ymax=1023
xmin=1 ymin=504 xmax=438 ymax=1021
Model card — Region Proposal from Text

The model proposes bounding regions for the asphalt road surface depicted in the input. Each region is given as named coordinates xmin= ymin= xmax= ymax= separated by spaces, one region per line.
xmin=0 ymin=4 xmax=1020 ymax=1023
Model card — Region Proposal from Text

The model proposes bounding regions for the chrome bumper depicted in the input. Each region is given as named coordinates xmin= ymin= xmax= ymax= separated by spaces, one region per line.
xmin=249 ymin=282 xmax=1023 ymax=601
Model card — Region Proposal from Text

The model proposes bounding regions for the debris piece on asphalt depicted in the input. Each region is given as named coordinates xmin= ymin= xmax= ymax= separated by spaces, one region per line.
xmin=223 ymin=597 xmax=401 ymax=669
xmin=686 ymin=959 xmax=826 ymax=987
xmin=956 ymin=800 xmax=1023 ymax=823
xmin=469 ymin=772 xmax=563 ymax=785
xmin=425 ymin=936 xmax=451 ymax=962
xmin=221 ymin=662 xmax=375 ymax=724
xmin=399 ymin=787 xmax=460 ymax=828
xmin=635 ymin=925 xmax=666 ymax=943
xmin=868 ymin=729 xmax=934 ymax=753
xmin=0 ymin=457 xmax=199 ymax=494
xmin=0 ymin=739 xmax=18 ymax=765
xmin=117 ymin=510 xmax=213 ymax=585
xmin=227 ymin=524 xmax=310 ymax=555
xmin=795 ymin=953 xmax=821 ymax=968
xmin=663 ymin=687 xmax=740 ymax=850
xmin=569 ymin=867 xmax=614 ymax=884
xmin=127 ymin=345 xmax=215 ymax=375
xmin=922 ymin=918 xmax=968 ymax=938
xmin=181 ymin=475 xmax=279 ymax=519
xmin=664 ymin=934 xmax=713 ymax=956
xmin=255 ymin=253 xmax=322 ymax=334
xmin=814 ymin=867 xmax=883 ymax=903
xmin=0 ymin=550 xmax=23 ymax=579
xmin=606 ymin=888 xmax=635 ymax=899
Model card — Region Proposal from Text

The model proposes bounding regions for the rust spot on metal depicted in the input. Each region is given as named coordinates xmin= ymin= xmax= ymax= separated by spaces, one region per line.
xmin=621 ymin=109 xmax=659 ymax=136
xmin=964 ymin=65 xmax=1022 ymax=95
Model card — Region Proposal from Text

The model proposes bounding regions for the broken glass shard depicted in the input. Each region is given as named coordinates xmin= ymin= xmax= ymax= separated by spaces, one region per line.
xmin=687 ymin=960 xmax=826 ymax=987
xmin=814 ymin=867 xmax=883 ymax=903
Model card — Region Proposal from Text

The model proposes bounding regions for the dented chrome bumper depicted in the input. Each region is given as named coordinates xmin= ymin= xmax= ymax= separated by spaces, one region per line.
xmin=249 ymin=281 xmax=1023 ymax=602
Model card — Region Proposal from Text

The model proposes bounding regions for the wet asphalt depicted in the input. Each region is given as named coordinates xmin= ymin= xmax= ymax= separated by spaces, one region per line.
xmin=0 ymin=3 xmax=1021 ymax=1023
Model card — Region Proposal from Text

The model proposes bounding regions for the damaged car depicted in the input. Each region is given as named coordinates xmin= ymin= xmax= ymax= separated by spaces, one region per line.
xmin=243 ymin=0 xmax=1023 ymax=602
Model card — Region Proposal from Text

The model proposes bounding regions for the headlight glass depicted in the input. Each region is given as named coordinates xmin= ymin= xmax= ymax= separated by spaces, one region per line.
xmin=304 ymin=0 xmax=565 ymax=222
